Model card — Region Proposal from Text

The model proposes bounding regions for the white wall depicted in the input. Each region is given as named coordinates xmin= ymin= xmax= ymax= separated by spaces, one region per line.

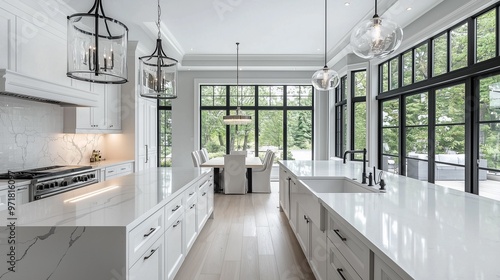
xmin=172 ymin=69 xmax=330 ymax=167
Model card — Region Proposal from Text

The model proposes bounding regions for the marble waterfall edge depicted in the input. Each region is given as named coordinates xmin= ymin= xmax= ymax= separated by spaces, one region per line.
xmin=0 ymin=226 xmax=126 ymax=280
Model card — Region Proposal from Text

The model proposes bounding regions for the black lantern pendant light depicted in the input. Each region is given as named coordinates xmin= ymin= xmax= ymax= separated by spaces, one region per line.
xmin=223 ymin=43 xmax=252 ymax=125
xmin=139 ymin=0 xmax=178 ymax=100
xmin=311 ymin=0 xmax=340 ymax=91
xmin=67 ymin=0 xmax=129 ymax=84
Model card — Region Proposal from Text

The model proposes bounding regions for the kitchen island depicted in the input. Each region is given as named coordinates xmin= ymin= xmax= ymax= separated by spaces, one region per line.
xmin=279 ymin=160 xmax=500 ymax=280
xmin=0 ymin=167 xmax=214 ymax=280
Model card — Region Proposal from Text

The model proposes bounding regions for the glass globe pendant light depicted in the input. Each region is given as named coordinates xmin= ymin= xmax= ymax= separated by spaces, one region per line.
xmin=139 ymin=0 xmax=178 ymax=99
xmin=223 ymin=43 xmax=252 ymax=125
xmin=67 ymin=0 xmax=128 ymax=84
xmin=311 ymin=0 xmax=340 ymax=91
xmin=350 ymin=0 xmax=403 ymax=59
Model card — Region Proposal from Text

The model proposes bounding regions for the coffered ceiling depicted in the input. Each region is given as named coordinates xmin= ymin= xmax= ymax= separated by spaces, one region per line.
xmin=62 ymin=0 xmax=442 ymax=70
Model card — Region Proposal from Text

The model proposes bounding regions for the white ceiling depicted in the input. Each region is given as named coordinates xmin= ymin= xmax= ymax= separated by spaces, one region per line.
xmin=63 ymin=0 xmax=441 ymax=69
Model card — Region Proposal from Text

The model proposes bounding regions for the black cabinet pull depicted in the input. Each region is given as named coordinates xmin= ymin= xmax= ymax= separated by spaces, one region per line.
xmin=337 ymin=268 xmax=347 ymax=280
xmin=171 ymin=205 xmax=181 ymax=212
xmin=143 ymin=227 xmax=156 ymax=237
xmin=334 ymin=229 xmax=347 ymax=241
xmin=144 ymin=248 xmax=157 ymax=260
xmin=190 ymin=204 xmax=196 ymax=209
xmin=173 ymin=220 xmax=181 ymax=228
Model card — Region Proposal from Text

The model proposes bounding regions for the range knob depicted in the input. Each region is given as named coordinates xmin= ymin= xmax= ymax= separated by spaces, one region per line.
xmin=50 ymin=183 xmax=55 ymax=188
xmin=62 ymin=181 xmax=68 ymax=186
xmin=37 ymin=184 xmax=44 ymax=190
xmin=54 ymin=181 xmax=59 ymax=187
xmin=72 ymin=177 xmax=78 ymax=183
xmin=83 ymin=175 xmax=88 ymax=181
xmin=89 ymin=173 xmax=95 ymax=179
xmin=44 ymin=184 xmax=49 ymax=189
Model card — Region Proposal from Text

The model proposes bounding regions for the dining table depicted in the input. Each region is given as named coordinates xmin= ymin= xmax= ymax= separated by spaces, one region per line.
xmin=200 ymin=157 xmax=263 ymax=193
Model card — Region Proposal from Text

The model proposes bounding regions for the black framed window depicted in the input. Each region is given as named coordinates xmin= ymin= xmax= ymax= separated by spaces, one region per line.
xmin=377 ymin=4 xmax=500 ymax=200
xmin=159 ymin=99 xmax=172 ymax=167
xmin=381 ymin=98 xmax=400 ymax=174
xmin=200 ymin=85 xmax=314 ymax=162
xmin=352 ymin=70 xmax=367 ymax=160
xmin=335 ymin=76 xmax=348 ymax=158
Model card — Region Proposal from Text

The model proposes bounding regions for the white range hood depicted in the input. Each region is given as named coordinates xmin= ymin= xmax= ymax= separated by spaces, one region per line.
xmin=0 ymin=69 xmax=99 ymax=107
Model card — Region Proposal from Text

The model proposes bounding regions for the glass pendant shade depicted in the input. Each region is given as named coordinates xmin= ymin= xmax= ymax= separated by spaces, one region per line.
xmin=311 ymin=0 xmax=339 ymax=92
xmin=312 ymin=66 xmax=340 ymax=91
xmin=67 ymin=0 xmax=128 ymax=84
xmin=350 ymin=16 xmax=403 ymax=59
xmin=139 ymin=39 xmax=178 ymax=99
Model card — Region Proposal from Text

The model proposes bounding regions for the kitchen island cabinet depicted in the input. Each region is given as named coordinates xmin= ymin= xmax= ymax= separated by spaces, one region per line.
xmin=279 ymin=160 xmax=500 ymax=280
xmin=0 ymin=167 xmax=214 ymax=280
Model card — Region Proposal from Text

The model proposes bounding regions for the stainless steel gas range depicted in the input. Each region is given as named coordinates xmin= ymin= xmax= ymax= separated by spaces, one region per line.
xmin=0 ymin=165 xmax=98 ymax=201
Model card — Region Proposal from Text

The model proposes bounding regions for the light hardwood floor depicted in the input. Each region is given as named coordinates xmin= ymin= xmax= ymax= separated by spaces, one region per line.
xmin=174 ymin=183 xmax=315 ymax=280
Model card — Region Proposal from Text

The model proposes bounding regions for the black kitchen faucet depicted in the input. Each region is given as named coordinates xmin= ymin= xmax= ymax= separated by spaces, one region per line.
xmin=343 ymin=148 xmax=368 ymax=184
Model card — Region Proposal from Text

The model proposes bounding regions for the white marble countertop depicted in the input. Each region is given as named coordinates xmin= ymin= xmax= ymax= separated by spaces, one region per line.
xmin=0 ymin=167 xmax=211 ymax=229
xmin=279 ymin=160 xmax=500 ymax=280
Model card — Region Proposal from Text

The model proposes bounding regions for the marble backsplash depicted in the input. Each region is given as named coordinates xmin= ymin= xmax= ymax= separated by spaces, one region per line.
xmin=0 ymin=95 xmax=104 ymax=173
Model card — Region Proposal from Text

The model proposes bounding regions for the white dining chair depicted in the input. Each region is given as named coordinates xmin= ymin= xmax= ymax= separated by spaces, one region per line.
xmin=197 ymin=150 xmax=207 ymax=164
xmin=252 ymin=151 xmax=275 ymax=193
xmin=223 ymin=154 xmax=247 ymax=194
xmin=200 ymin=148 xmax=210 ymax=162
xmin=230 ymin=150 xmax=247 ymax=156
xmin=191 ymin=151 xmax=201 ymax=167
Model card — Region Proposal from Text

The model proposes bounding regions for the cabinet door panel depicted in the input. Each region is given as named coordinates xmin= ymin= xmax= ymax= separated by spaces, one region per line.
xmin=296 ymin=205 xmax=310 ymax=258
xmin=185 ymin=202 xmax=197 ymax=251
xmin=165 ymin=215 xmax=184 ymax=280
xmin=373 ymin=255 xmax=405 ymax=280
xmin=129 ymin=236 xmax=164 ymax=280
xmin=0 ymin=9 xmax=15 ymax=70
xmin=105 ymin=85 xmax=121 ymax=130
xmin=310 ymin=222 xmax=327 ymax=280
xmin=327 ymin=239 xmax=362 ymax=280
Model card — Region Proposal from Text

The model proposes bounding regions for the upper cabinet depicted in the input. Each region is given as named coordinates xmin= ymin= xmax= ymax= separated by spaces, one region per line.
xmin=63 ymin=84 xmax=122 ymax=133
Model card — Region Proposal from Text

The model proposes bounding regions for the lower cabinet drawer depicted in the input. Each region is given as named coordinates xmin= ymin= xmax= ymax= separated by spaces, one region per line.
xmin=106 ymin=162 xmax=133 ymax=179
xmin=328 ymin=238 xmax=362 ymax=280
xmin=373 ymin=254 xmax=406 ymax=280
xmin=327 ymin=213 xmax=370 ymax=279
xmin=165 ymin=194 xmax=184 ymax=226
xmin=129 ymin=235 xmax=164 ymax=280
xmin=128 ymin=209 xmax=164 ymax=266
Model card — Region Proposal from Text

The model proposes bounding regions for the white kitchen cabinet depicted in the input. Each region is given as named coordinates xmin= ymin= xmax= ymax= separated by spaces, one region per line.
xmin=129 ymin=235 xmax=164 ymax=280
xmin=165 ymin=213 xmax=185 ymax=280
xmin=327 ymin=238 xmax=362 ymax=280
xmin=104 ymin=162 xmax=134 ymax=180
xmin=63 ymin=84 xmax=122 ymax=133
xmin=279 ymin=166 xmax=290 ymax=219
xmin=327 ymin=212 xmax=370 ymax=280
xmin=197 ymin=183 xmax=209 ymax=230
xmin=296 ymin=205 xmax=310 ymax=258
xmin=373 ymin=255 xmax=406 ymax=280
xmin=137 ymin=97 xmax=158 ymax=170
xmin=184 ymin=198 xmax=197 ymax=251
xmin=296 ymin=204 xmax=327 ymax=280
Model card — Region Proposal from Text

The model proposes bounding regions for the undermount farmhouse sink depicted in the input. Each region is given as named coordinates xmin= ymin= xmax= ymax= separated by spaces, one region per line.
xmin=300 ymin=178 xmax=380 ymax=194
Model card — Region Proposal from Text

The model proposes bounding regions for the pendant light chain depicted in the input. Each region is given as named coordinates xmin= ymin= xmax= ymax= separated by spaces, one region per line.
xmin=157 ymin=0 xmax=162 ymax=39
xmin=374 ymin=0 xmax=378 ymax=17
xmin=236 ymin=42 xmax=240 ymax=108
xmin=324 ymin=0 xmax=327 ymax=67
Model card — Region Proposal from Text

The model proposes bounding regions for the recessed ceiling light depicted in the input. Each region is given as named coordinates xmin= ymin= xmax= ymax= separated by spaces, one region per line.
xmin=345 ymin=2 xmax=350 ymax=6
xmin=406 ymin=7 xmax=412 ymax=11
xmin=317 ymin=48 xmax=321 ymax=51
xmin=190 ymin=48 xmax=194 ymax=51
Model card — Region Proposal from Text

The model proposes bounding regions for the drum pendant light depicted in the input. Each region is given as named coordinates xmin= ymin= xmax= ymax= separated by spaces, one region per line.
xmin=311 ymin=0 xmax=340 ymax=91
xmin=223 ymin=43 xmax=252 ymax=125
xmin=67 ymin=0 xmax=129 ymax=84
xmin=350 ymin=0 xmax=403 ymax=59
xmin=139 ymin=0 xmax=178 ymax=99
